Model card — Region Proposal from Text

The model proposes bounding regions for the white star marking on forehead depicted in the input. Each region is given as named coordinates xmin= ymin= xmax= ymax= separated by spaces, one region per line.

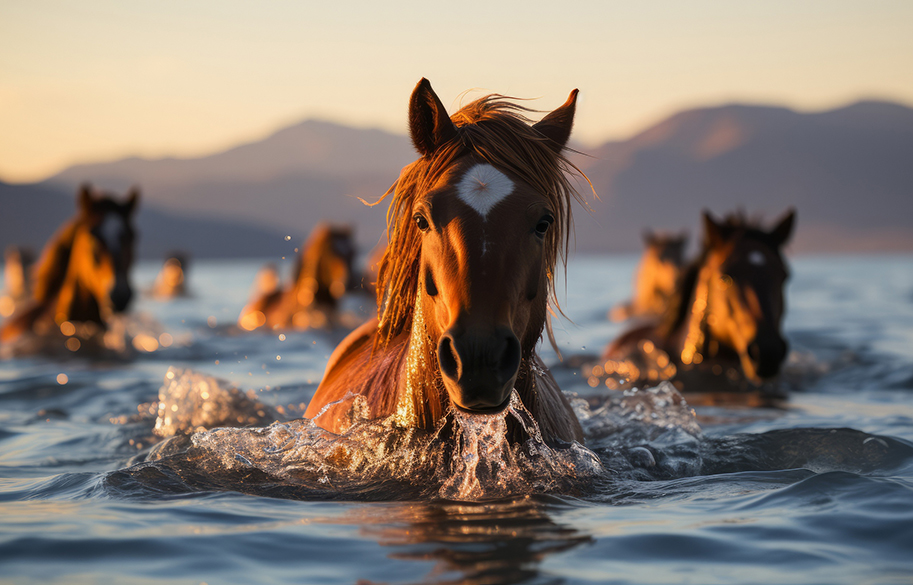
xmin=748 ymin=250 xmax=766 ymax=266
xmin=456 ymin=164 xmax=514 ymax=220
xmin=98 ymin=213 xmax=126 ymax=253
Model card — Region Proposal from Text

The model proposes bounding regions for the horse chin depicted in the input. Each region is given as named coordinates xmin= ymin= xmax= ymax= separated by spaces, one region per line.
xmin=444 ymin=382 xmax=514 ymax=416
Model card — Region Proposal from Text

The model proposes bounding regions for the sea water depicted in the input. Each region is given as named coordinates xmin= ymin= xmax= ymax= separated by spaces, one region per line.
xmin=1 ymin=255 xmax=912 ymax=584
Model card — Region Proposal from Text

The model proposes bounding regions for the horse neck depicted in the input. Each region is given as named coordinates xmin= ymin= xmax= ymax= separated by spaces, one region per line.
xmin=673 ymin=253 xmax=725 ymax=366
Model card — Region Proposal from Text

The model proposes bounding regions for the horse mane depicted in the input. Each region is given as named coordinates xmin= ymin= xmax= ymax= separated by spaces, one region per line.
xmin=374 ymin=95 xmax=588 ymax=347
xmin=31 ymin=220 xmax=81 ymax=306
xmin=657 ymin=211 xmax=781 ymax=338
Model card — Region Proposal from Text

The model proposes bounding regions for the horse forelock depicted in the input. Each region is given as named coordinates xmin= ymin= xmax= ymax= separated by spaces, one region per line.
xmin=375 ymin=95 xmax=588 ymax=347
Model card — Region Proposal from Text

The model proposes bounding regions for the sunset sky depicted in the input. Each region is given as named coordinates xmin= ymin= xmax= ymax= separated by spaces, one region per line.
xmin=1 ymin=0 xmax=911 ymax=183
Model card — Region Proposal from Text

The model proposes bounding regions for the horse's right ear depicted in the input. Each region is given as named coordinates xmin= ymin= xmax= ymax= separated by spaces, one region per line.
xmin=702 ymin=210 xmax=724 ymax=248
xmin=408 ymin=78 xmax=457 ymax=158
xmin=78 ymin=183 xmax=94 ymax=212
xmin=642 ymin=229 xmax=655 ymax=245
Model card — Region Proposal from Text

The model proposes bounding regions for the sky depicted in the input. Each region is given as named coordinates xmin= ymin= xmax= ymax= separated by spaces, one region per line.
xmin=1 ymin=0 xmax=912 ymax=183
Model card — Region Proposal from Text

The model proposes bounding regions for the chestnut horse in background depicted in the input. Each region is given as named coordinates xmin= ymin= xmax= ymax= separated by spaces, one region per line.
xmin=602 ymin=209 xmax=795 ymax=395
xmin=0 ymin=246 xmax=36 ymax=320
xmin=238 ymin=223 xmax=356 ymax=331
xmin=305 ymin=79 xmax=587 ymax=446
xmin=150 ymin=253 xmax=190 ymax=299
xmin=1 ymin=184 xmax=139 ymax=343
xmin=609 ymin=230 xmax=688 ymax=322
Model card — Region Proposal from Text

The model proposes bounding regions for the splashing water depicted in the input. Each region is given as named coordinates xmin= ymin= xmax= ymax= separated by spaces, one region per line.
xmin=441 ymin=391 xmax=603 ymax=500
xmin=136 ymin=372 xmax=604 ymax=500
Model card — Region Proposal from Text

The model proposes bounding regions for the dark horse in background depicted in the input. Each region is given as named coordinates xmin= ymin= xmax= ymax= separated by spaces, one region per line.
xmin=238 ymin=223 xmax=356 ymax=331
xmin=609 ymin=230 xmax=688 ymax=322
xmin=304 ymin=78 xmax=587 ymax=446
xmin=1 ymin=184 xmax=139 ymax=349
xmin=600 ymin=209 xmax=795 ymax=400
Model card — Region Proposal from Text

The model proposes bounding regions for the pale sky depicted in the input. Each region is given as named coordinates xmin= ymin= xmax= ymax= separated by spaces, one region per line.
xmin=1 ymin=0 xmax=911 ymax=182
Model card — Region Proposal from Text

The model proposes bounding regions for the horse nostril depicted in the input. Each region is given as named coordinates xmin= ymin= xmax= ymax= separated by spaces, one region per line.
xmin=438 ymin=335 xmax=461 ymax=381
xmin=498 ymin=333 xmax=521 ymax=385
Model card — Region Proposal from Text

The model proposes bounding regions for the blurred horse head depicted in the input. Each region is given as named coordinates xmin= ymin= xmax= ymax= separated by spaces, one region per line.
xmin=1 ymin=184 xmax=139 ymax=342
xmin=611 ymin=230 xmax=688 ymax=321
xmin=238 ymin=223 xmax=356 ymax=331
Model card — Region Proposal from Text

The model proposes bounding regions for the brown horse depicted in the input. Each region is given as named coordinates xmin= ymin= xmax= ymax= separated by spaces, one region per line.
xmin=0 ymin=246 xmax=36 ymax=319
xmin=610 ymin=230 xmax=688 ymax=322
xmin=150 ymin=253 xmax=190 ymax=299
xmin=238 ymin=223 xmax=356 ymax=331
xmin=304 ymin=79 xmax=587 ymax=446
xmin=1 ymin=184 xmax=139 ymax=344
xmin=601 ymin=209 xmax=795 ymax=395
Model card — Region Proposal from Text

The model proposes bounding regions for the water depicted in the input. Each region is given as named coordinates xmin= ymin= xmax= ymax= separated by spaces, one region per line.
xmin=2 ymin=255 xmax=913 ymax=584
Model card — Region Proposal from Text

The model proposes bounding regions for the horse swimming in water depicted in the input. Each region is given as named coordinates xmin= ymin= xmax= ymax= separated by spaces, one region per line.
xmin=0 ymin=184 xmax=139 ymax=347
xmin=601 ymin=209 xmax=795 ymax=396
xmin=150 ymin=253 xmax=190 ymax=299
xmin=0 ymin=246 xmax=36 ymax=319
xmin=304 ymin=79 xmax=588 ymax=446
xmin=238 ymin=223 xmax=356 ymax=331
xmin=610 ymin=230 xmax=688 ymax=322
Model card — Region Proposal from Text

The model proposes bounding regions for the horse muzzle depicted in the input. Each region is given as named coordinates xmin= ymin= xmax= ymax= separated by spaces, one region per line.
xmin=437 ymin=325 xmax=521 ymax=413
xmin=110 ymin=279 xmax=133 ymax=313
xmin=748 ymin=334 xmax=789 ymax=379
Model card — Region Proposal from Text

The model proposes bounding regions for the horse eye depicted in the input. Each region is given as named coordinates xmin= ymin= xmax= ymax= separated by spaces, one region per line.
xmin=413 ymin=213 xmax=430 ymax=232
xmin=535 ymin=215 xmax=554 ymax=238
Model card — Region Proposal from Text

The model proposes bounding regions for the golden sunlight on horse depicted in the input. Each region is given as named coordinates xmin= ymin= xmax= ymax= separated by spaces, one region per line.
xmin=304 ymin=79 xmax=591 ymax=446
xmin=594 ymin=209 xmax=795 ymax=402
xmin=610 ymin=230 xmax=688 ymax=322
xmin=238 ymin=223 xmax=356 ymax=331
xmin=0 ymin=184 xmax=139 ymax=354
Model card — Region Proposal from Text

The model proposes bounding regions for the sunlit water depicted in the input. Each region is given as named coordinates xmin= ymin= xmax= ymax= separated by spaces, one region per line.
xmin=2 ymin=256 xmax=913 ymax=584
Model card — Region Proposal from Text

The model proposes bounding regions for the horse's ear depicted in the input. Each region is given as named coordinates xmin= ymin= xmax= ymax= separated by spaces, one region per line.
xmin=408 ymin=78 xmax=457 ymax=158
xmin=78 ymin=183 xmax=94 ymax=212
xmin=702 ymin=210 xmax=724 ymax=248
xmin=533 ymin=89 xmax=578 ymax=154
xmin=770 ymin=208 xmax=795 ymax=247
xmin=126 ymin=186 xmax=141 ymax=215
xmin=642 ymin=229 xmax=655 ymax=245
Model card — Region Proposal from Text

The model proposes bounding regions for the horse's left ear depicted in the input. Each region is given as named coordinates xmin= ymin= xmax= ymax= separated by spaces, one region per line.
xmin=770 ymin=208 xmax=795 ymax=247
xmin=533 ymin=89 xmax=578 ymax=154
xmin=78 ymin=183 xmax=94 ymax=212
xmin=409 ymin=78 xmax=458 ymax=157
xmin=702 ymin=210 xmax=724 ymax=248
xmin=126 ymin=186 xmax=141 ymax=215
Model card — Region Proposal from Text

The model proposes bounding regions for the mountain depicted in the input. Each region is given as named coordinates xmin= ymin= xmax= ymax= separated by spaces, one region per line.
xmin=5 ymin=100 xmax=913 ymax=258
xmin=0 ymin=181 xmax=292 ymax=259
xmin=45 ymin=120 xmax=416 ymax=245
xmin=570 ymin=100 xmax=913 ymax=253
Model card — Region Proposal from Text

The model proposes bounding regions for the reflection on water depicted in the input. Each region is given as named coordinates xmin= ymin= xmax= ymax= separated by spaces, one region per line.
xmin=349 ymin=497 xmax=591 ymax=585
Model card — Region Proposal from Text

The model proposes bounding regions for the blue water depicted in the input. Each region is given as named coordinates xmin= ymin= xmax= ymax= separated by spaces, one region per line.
xmin=2 ymin=255 xmax=913 ymax=584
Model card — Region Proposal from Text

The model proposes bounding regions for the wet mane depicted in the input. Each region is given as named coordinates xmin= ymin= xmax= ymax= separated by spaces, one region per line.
xmin=659 ymin=212 xmax=780 ymax=338
xmin=375 ymin=95 xmax=587 ymax=347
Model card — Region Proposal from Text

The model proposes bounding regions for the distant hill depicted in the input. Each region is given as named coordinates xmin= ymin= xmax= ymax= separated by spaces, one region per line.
xmin=45 ymin=120 xmax=415 ymax=247
xmin=4 ymin=100 xmax=913 ymax=258
xmin=0 ymin=181 xmax=291 ymax=259
xmin=570 ymin=100 xmax=913 ymax=253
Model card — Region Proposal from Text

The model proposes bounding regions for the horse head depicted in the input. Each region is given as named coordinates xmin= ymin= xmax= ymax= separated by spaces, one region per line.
xmin=694 ymin=209 xmax=795 ymax=382
xmin=70 ymin=184 xmax=140 ymax=317
xmin=378 ymin=79 xmax=580 ymax=414
xmin=294 ymin=223 xmax=356 ymax=309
